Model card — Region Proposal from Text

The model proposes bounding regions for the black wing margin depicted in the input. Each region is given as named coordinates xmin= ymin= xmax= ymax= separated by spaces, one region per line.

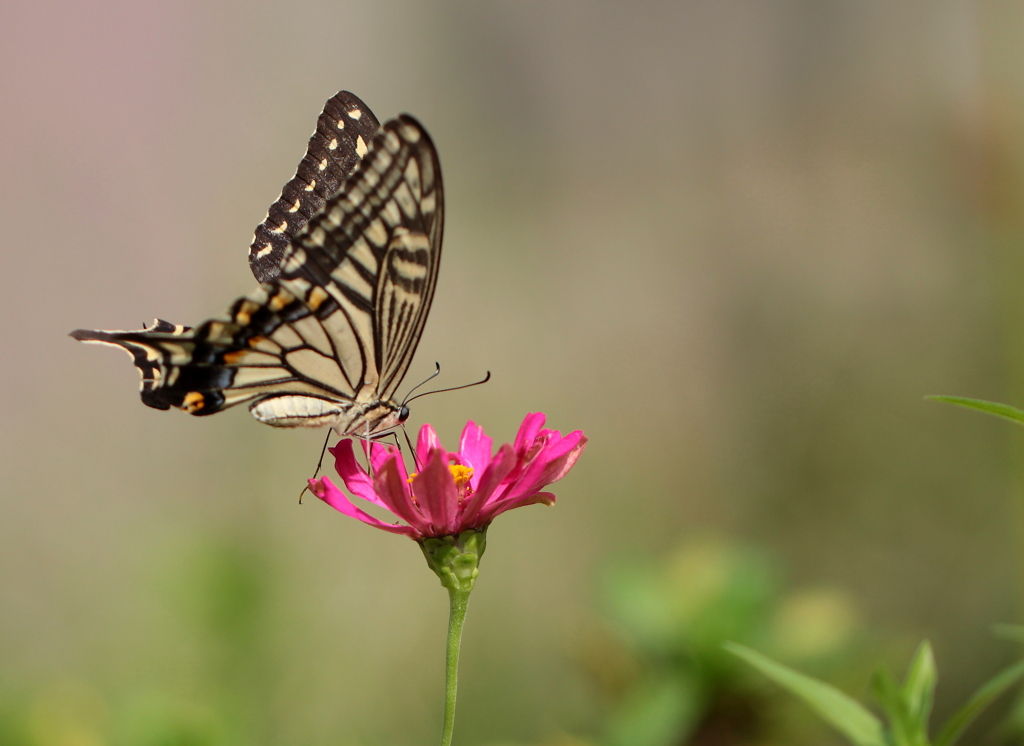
xmin=249 ymin=91 xmax=380 ymax=283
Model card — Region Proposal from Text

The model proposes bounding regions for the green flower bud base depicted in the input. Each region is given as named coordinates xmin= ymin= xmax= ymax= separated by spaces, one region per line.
xmin=419 ymin=529 xmax=487 ymax=746
xmin=419 ymin=528 xmax=487 ymax=592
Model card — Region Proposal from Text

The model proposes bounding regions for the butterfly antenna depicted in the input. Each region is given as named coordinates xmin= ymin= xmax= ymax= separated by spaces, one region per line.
xmin=298 ymin=429 xmax=334 ymax=504
xmin=403 ymin=371 xmax=492 ymax=406
xmin=401 ymin=362 xmax=442 ymax=406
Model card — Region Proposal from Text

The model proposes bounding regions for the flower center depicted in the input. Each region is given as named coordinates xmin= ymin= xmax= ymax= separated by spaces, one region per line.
xmin=407 ymin=464 xmax=475 ymax=506
xmin=449 ymin=464 xmax=473 ymax=489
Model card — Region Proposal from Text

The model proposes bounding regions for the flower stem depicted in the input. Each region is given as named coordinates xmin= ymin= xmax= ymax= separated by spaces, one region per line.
xmin=441 ymin=587 xmax=471 ymax=746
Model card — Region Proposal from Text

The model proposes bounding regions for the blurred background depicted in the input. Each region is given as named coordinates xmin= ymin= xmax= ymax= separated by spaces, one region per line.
xmin=3 ymin=2 xmax=1024 ymax=744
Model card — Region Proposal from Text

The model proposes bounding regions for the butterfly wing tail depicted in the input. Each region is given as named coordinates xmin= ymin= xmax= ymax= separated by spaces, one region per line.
xmin=70 ymin=320 xmax=211 ymax=412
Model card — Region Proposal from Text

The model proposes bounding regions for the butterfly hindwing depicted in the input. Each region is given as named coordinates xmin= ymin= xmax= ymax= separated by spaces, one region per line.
xmin=73 ymin=285 xmax=367 ymax=426
xmin=72 ymin=105 xmax=443 ymax=437
xmin=249 ymin=91 xmax=380 ymax=284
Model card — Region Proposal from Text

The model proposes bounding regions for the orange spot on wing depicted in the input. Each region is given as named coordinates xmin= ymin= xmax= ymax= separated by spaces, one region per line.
xmin=182 ymin=392 xmax=205 ymax=412
xmin=307 ymin=286 xmax=329 ymax=310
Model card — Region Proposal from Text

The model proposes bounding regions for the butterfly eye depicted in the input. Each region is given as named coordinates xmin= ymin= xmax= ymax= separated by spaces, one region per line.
xmin=399 ymin=406 xmax=410 ymax=423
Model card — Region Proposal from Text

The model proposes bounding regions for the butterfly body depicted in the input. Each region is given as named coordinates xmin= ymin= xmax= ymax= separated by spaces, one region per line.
xmin=72 ymin=93 xmax=442 ymax=438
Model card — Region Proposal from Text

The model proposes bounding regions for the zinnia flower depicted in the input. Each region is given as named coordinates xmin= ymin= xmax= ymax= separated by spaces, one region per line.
xmin=308 ymin=412 xmax=587 ymax=540
xmin=311 ymin=413 xmax=585 ymax=745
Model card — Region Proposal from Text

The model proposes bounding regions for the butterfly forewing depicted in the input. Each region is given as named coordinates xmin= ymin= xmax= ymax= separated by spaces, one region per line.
xmin=72 ymin=96 xmax=443 ymax=437
xmin=249 ymin=91 xmax=380 ymax=283
xmin=277 ymin=115 xmax=443 ymax=403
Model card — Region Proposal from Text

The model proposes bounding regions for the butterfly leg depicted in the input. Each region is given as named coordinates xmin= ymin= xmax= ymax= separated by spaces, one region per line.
xmin=365 ymin=421 xmax=373 ymax=478
xmin=298 ymin=429 xmax=335 ymax=504
xmin=400 ymin=425 xmax=420 ymax=471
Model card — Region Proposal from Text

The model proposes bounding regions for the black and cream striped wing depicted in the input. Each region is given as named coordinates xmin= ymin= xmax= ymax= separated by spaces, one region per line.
xmin=71 ymin=114 xmax=443 ymax=434
xmin=249 ymin=91 xmax=380 ymax=283
xmin=275 ymin=114 xmax=444 ymax=404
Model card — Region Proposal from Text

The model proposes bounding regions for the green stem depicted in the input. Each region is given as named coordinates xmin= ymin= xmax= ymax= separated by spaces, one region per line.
xmin=441 ymin=587 xmax=471 ymax=746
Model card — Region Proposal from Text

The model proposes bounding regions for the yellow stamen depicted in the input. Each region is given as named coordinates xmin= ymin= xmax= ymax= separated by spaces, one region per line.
xmin=449 ymin=464 xmax=473 ymax=488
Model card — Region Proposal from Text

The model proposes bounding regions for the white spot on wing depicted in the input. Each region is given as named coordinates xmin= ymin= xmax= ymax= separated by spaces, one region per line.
xmin=328 ymin=138 xmax=338 ymax=150
xmin=349 ymin=108 xmax=362 ymax=120
xmin=355 ymin=136 xmax=368 ymax=158
xmin=288 ymin=199 xmax=300 ymax=213
xmin=336 ymin=119 xmax=345 ymax=130
xmin=318 ymin=158 xmax=328 ymax=171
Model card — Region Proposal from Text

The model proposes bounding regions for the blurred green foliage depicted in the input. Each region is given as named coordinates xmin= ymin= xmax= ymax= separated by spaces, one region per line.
xmin=728 ymin=639 xmax=1024 ymax=746
xmin=570 ymin=536 xmax=868 ymax=746
xmin=3 ymin=533 xmax=1022 ymax=746
xmin=0 ymin=537 xmax=279 ymax=746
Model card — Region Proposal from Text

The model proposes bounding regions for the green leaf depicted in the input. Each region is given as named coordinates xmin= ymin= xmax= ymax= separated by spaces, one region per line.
xmin=934 ymin=659 xmax=1024 ymax=746
xmin=870 ymin=665 xmax=914 ymax=746
xmin=902 ymin=641 xmax=937 ymax=735
xmin=992 ymin=624 xmax=1024 ymax=644
xmin=604 ymin=673 xmax=699 ymax=746
xmin=925 ymin=396 xmax=1024 ymax=426
xmin=725 ymin=642 xmax=886 ymax=746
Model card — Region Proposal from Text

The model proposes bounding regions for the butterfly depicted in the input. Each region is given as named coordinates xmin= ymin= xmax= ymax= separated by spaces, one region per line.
xmin=71 ymin=91 xmax=444 ymax=438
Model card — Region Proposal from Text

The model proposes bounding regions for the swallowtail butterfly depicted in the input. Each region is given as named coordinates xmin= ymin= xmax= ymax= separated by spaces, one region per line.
xmin=72 ymin=92 xmax=444 ymax=437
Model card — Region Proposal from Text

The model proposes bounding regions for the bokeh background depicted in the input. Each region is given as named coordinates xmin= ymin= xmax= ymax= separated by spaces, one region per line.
xmin=4 ymin=2 xmax=1024 ymax=744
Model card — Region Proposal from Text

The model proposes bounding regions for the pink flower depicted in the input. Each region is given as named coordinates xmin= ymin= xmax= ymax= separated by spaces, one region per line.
xmin=309 ymin=413 xmax=587 ymax=540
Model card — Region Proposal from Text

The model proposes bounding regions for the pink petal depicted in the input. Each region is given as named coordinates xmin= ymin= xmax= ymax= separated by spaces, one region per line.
xmin=493 ymin=437 xmax=553 ymax=501
xmin=544 ymin=432 xmax=588 ymax=483
xmin=458 ymin=443 xmax=517 ymax=529
xmin=372 ymin=456 xmax=430 ymax=533
xmin=329 ymin=441 xmax=387 ymax=508
xmin=416 ymin=423 xmax=442 ymax=468
xmin=458 ymin=420 xmax=493 ymax=487
xmin=309 ymin=477 xmax=418 ymax=536
xmin=369 ymin=440 xmax=395 ymax=475
xmin=477 ymin=491 xmax=556 ymax=525
xmin=495 ymin=431 xmax=587 ymax=505
xmin=413 ymin=449 xmax=459 ymax=535
xmin=513 ymin=412 xmax=547 ymax=455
